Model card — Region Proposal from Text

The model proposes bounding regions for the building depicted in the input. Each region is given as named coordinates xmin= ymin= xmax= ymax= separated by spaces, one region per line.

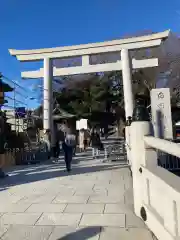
xmin=5 ymin=109 xmax=27 ymax=132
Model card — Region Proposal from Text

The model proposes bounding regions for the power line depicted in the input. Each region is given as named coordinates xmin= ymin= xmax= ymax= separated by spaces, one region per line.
xmin=5 ymin=96 xmax=27 ymax=106
xmin=2 ymin=74 xmax=28 ymax=93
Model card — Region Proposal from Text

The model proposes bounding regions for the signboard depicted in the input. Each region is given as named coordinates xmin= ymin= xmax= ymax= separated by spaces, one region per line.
xmin=15 ymin=107 xmax=26 ymax=118
xmin=76 ymin=120 xmax=80 ymax=130
xmin=151 ymin=88 xmax=173 ymax=139
xmin=76 ymin=119 xmax=88 ymax=130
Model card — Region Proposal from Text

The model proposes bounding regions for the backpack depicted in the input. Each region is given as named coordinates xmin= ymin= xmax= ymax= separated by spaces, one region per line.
xmin=65 ymin=134 xmax=76 ymax=147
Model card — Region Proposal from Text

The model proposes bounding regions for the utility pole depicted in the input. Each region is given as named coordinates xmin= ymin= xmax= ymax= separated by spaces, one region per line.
xmin=0 ymin=73 xmax=4 ymax=107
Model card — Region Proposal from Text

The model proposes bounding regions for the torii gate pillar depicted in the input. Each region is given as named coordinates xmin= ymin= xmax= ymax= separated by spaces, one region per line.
xmin=43 ymin=58 xmax=53 ymax=131
xmin=121 ymin=49 xmax=134 ymax=119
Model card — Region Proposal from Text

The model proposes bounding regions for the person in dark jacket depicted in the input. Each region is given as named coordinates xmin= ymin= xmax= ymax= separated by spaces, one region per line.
xmin=62 ymin=128 xmax=76 ymax=172
xmin=90 ymin=128 xmax=101 ymax=159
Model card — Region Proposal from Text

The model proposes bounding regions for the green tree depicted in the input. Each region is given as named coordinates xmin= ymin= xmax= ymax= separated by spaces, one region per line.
xmin=55 ymin=75 xmax=112 ymax=116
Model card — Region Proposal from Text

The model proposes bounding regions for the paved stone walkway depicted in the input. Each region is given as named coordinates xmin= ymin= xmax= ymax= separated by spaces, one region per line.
xmin=0 ymin=152 xmax=153 ymax=239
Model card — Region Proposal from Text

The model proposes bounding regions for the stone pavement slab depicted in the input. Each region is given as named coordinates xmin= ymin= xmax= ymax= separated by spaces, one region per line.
xmin=18 ymin=194 xmax=56 ymax=204
xmin=64 ymin=203 xmax=105 ymax=214
xmin=0 ymin=225 xmax=53 ymax=240
xmin=104 ymin=203 xmax=134 ymax=214
xmin=88 ymin=195 xmax=124 ymax=204
xmin=107 ymin=187 xmax=125 ymax=196
xmin=126 ymin=213 xmax=146 ymax=228
xmin=0 ymin=195 xmax=24 ymax=204
xmin=54 ymin=187 xmax=75 ymax=195
xmin=53 ymin=195 xmax=89 ymax=204
xmin=26 ymin=203 xmax=67 ymax=213
xmin=74 ymin=188 xmax=107 ymax=196
xmin=79 ymin=213 xmax=125 ymax=227
xmin=0 ymin=203 xmax=31 ymax=213
xmin=124 ymin=188 xmax=134 ymax=205
xmin=0 ymin=213 xmax=42 ymax=225
xmin=36 ymin=213 xmax=82 ymax=226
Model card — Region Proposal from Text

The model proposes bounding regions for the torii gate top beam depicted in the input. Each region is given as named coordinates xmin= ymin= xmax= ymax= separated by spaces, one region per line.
xmin=9 ymin=30 xmax=170 ymax=62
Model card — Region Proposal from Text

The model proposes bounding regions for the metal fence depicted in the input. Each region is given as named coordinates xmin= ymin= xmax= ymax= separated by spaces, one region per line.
xmin=157 ymin=138 xmax=180 ymax=171
xmin=158 ymin=150 xmax=180 ymax=171
xmin=102 ymin=137 xmax=127 ymax=163
xmin=3 ymin=141 xmax=49 ymax=166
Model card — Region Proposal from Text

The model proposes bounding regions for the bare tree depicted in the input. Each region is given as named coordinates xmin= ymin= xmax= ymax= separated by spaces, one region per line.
xmin=123 ymin=31 xmax=180 ymax=104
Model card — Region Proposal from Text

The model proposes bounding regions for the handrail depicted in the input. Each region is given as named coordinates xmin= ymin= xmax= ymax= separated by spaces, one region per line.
xmin=144 ymin=136 xmax=180 ymax=159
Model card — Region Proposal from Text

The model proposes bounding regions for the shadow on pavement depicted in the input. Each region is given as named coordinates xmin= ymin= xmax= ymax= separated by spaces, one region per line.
xmin=57 ymin=226 xmax=102 ymax=240
xmin=0 ymin=159 xmax=127 ymax=190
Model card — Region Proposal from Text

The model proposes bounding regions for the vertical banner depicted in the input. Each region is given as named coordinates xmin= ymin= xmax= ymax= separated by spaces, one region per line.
xmin=151 ymin=88 xmax=173 ymax=139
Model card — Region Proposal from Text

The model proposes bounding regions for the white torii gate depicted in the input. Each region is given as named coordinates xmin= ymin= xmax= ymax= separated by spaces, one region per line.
xmin=9 ymin=30 xmax=170 ymax=133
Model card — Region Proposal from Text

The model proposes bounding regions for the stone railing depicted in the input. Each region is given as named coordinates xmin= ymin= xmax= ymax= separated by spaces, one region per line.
xmin=130 ymin=120 xmax=180 ymax=240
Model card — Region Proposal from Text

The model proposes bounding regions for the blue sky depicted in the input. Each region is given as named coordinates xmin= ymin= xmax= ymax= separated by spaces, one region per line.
xmin=0 ymin=0 xmax=179 ymax=108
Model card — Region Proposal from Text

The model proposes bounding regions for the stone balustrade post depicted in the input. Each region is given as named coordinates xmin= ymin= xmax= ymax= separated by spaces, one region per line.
xmin=130 ymin=100 xmax=152 ymax=217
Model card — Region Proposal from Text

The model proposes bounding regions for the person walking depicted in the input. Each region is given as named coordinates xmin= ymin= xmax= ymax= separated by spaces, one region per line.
xmin=43 ymin=129 xmax=51 ymax=159
xmin=90 ymin=128 xmax=101 ymax=159
xmin=62 ymin=128 xmax=76 ymax=172
xmin=36 ymin=128 xmax=40 ymax=144
xmin=83 ymin=129 xmax=89 ymax=151
xmin=79 ymin=129 xmax=84 ymax=152
xmin=53 ymin=124 xmax=61 ymax=159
